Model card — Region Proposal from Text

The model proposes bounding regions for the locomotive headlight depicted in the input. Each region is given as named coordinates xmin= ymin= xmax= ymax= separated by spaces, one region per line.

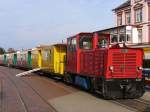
xmin=109 ymin=66 xmax=114 ymax=71
xmin=138 ymin=66 xmax=143 ymax=70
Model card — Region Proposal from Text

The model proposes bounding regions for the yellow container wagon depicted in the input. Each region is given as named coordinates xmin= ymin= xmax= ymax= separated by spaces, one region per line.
xmin=49 ymin=44 xmax=66 ymax=75
xmin=37 ymin=44 xmax=66 ymax=75
xmin=31 ymin=45 xmax=52 ymax=70
xmin=38 ymin=45 xmax=51 ymax=70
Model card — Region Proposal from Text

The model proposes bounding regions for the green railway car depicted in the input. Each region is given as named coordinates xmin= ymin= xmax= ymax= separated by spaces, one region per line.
xmin=13 ymin=53 xmax=17 ymax=65
xmin=16 ymin=50 xmax=32 ymax=69
xmin=3 ymin=54 xmax=8 ymax=65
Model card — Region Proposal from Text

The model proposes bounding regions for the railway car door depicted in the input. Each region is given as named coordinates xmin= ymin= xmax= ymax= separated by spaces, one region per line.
xmin=94 ymin=33 xmax=110 ymax=76
xmin=66 ymin=37 xmax=77 ymax=73
xmin=28 ymin=51 xmax=32 ymax=68
xmin=79 ymin=34 xmax=94 ymax=75
xmin=4 ymin=54 xmax=7 ymax=65
xmin=13 ymin=54 xmax=17 ymax=65
xmin=38 ymin=50 xmax=42 ymax=68
xmin=66 ymin=33 xmax=94 ymax=75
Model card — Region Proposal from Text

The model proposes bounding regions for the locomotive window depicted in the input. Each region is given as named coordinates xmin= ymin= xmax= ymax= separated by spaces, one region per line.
xmin=71 ymin=38 xmax=77 ymax=52
xmin=111 ymin=34 xmax=118 ymax=43
xmin=79 ymin=36 xmax=93 ymax=49
xmin=67 ymin=38 xmax=72 ymax=52
xmin=98 ymin=38 xmax=108 ymax=48
xmin=67 ymin=38 xmax=76 ymax=52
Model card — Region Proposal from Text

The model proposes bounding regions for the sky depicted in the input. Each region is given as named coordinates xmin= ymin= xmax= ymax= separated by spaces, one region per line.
xmin=0 ymin=0 xmax=126 ymax=51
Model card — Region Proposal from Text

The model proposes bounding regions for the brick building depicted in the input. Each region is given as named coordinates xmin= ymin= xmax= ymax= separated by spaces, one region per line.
xmin=113 ymin=0 xmax=150 ymax=44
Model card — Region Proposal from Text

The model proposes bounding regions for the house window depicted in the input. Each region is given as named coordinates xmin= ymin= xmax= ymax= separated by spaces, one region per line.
xmin=149 ymin=27 xmax=150 ymax=42
xmin=148 ymin=4 xmax=150 ymax=21
xmin=126 ymin=29 xmax=132 ymax=43
xmin=119 ymin=34 xmax=126 ymax=43
xmin=134 ymin=0 xmax=142 ymax=3
xmin=110 ymin=34 xmax=118 ymax=43
xmin=117 ymin=15 xmax=122 ymax=26
xmin=135 ymin=8 xmax=142 ymax=23
xmin=138 ymin=29 xmax=142 ymax=43
xmin=125 ymin=12 xmax=131 ymax=24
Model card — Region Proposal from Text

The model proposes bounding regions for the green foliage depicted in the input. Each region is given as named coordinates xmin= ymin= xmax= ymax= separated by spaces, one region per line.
xmin=0 ymin=47 xmax=5 ymax=54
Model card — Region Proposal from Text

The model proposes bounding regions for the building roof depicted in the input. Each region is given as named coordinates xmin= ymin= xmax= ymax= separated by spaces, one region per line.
xmin=112 ymin=0 xmax=131 ymax=11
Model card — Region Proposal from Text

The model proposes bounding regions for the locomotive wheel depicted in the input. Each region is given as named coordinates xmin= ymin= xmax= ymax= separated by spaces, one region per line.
xmin=89 ymin=78 xmax=95 ymax=93
xmin=102 ymin=81 xmax=124 ymax=99
xmin=124 ymin=82 xmax=145 ymax=99
xmin=102 ymin=81 xmax=112 ymax=100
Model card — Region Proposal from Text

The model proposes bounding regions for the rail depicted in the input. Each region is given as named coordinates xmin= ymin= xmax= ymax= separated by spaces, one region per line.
xmin=111 ymin=99 xmax=150 ymax=112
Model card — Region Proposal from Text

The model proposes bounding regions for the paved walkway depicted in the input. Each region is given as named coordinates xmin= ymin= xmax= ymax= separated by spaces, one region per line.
xmin=49 ymin=92 xmax=133 ymax=112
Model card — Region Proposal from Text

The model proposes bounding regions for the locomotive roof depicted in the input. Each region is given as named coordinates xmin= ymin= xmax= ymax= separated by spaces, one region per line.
xmin=68 ymin=32 xmax=93 ymax=39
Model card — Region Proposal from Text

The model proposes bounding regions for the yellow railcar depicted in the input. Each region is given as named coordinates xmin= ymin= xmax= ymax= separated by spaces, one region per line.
xmin=49 ymin=44 xmax=66 ymax=75
xmin=31 ymin=44 xmax=66 ymax=76
xmin=37 ymin=44 xmax=66 ymax=75
xmin=38 ymin=45 xmax=51 ymax=70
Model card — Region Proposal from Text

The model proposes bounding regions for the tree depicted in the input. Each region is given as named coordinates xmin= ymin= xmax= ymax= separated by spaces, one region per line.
xmin=0 ymin=47 xmax=5 ymax=54
xmin=7 ymin=48 xmax=16 ymax=53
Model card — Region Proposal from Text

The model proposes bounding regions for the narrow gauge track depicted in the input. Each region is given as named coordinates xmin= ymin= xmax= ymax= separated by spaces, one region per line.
xmin=9 ymin=68 xmax=64 ymax=112
xmin=0 ymin=70 xmax=28 ymax=112
xmin=0 ymin=68 xmax=58 ymax=112
xmin=0 ymin=79 xmax=3 ymax=112
xmin=112 ymin=99 xmax=150 ymax=112
xmin=17 ymin=70 xmax=76 ymax=94
xmin=9 ymin=68 xmax=58 ymax=112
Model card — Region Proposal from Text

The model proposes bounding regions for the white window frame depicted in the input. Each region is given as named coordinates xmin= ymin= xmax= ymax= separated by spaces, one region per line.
xmin=117 ymin=15 xmax=122 ymax=26
xmin=126 ymin=12 xmax=131 ymax=24
xmin=137 ymin=29 xmax=142 ymax=43
xmin=135 ymin=9 xmax=142 ymax=23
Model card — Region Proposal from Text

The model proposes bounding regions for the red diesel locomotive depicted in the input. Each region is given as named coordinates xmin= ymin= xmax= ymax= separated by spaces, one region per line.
xmin=64 ymin=32 xmax=145 ymax=99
